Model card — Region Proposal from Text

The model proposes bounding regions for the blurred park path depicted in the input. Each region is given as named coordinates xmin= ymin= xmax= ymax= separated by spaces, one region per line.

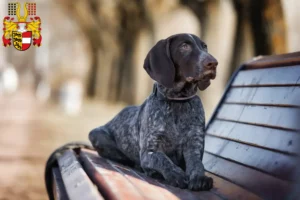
xmin=0 ymin=88 xmax=125 ymax=200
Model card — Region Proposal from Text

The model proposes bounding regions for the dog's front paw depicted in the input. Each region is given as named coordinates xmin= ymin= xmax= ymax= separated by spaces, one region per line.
xmin=188 ymin=173 xmax=213 ymax=191
xmin=165 ymin=168 xmax=188 ymax=189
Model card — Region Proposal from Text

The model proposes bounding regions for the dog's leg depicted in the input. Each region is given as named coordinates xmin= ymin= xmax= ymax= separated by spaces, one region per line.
xmin=183 ymin=135 xmax=213 ymax=191
xmin=140 ymin=150 xmax=188 ymax=188
xmin=89 ymin=126 xmax=134 ymax=167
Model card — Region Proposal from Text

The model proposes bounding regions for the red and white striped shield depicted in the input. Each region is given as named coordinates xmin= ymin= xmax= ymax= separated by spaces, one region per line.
xmin=12 ymin=31 xmax=32 ymax=51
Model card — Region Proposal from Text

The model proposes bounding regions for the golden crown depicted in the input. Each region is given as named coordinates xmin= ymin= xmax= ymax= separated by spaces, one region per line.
xmin=16 ymin=2 xmax=28 ymax=22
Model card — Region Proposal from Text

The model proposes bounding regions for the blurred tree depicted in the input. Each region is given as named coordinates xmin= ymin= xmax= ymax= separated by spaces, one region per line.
xmin=249 ymin=0 xmax=287 ymax=55
xmin=58 ymin=0 xmax=287 ymax=114
xmin=230 ymin=0 xmax=255 ymax=72
xmin=183 ymin=0 xmax=287 ymax=74
xmin=59 ymin=0 xmax=117 ymax=100
xmin=59 ymin=0 xmax=150 ymax=104
xmin=115 ymin=0 xmax=151 ymax=103
xmin=180 ymin=0 xmax=209 ymax=38
xmin=181 ymin=0 xmax=237 ymax=118
xmin=229 ymin=0 xmax=287 ymax=74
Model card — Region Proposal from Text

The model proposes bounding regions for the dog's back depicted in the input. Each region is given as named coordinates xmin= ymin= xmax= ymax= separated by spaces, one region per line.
xmin=105 ymin=103 xmax=146 ymax=163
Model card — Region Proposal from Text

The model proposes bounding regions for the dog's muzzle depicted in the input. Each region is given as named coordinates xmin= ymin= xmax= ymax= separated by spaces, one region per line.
xmin=186 ymin=55 xmax=218 ymax=91
xmin=201 ymin=54 xmax=218 ymax=80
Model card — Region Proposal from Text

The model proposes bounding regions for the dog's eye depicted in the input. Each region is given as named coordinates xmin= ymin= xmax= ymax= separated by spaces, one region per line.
xmin=181 ymin=43 xmax=190 ymax=50
xmin=202 ymin=44 xmax=208 ymax=51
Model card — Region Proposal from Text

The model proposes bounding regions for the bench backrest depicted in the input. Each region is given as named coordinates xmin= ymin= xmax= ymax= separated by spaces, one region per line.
xmin=204 ymin=52 xmax=300 ymax=200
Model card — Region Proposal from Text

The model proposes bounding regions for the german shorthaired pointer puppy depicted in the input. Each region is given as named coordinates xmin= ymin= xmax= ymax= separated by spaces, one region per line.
xmin=89 ymin=33 xmax=218 ymax=191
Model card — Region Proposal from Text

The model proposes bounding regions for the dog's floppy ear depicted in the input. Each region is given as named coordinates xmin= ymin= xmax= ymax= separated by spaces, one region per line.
xmin=143 ymin=38 xmax=175 ymax=88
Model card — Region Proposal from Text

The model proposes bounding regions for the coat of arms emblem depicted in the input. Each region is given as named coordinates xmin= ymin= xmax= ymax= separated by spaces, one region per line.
xmin=2 ymin=2 xmax=42 ymax=51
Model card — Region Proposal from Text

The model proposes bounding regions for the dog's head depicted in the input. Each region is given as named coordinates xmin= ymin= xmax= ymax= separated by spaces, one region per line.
xmin=144 ymin=34 xmax=218 ymax=90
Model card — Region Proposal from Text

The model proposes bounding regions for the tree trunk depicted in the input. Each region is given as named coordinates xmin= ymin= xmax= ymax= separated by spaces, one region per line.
xmin=60 ymin=0 xmax=151 ymax=104
xmin=249 ymin=0 xmax=287 ymax=55
xmin=115 ymin=0 xmax=150 ymax=104
xmin=230 ymin=0 xmax=255 ymax=75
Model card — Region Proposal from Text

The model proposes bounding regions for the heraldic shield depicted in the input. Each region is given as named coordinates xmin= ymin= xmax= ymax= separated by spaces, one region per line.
xmin=2 ymin=2 xmax=42 ymax=51
xmin=12 ymin=31 xmax=32 ymax=51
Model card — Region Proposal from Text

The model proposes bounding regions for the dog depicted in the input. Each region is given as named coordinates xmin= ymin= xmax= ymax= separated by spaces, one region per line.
xmin=89 ymin=33 xmax=218 ymax=191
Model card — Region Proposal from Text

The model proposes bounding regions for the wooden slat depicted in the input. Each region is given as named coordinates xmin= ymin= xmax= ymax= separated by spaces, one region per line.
xmin=104 ymin=159 xmax=206 ymax=200
xmin=57 ymin=150 xmax=104 ymax=200
xmin=82 ymin=150 xmax=262 ymax=200
xmin=52 ymin=167 xmax=69 ymax=200
xmin=204 ymin=136 xmax=298 ymax=181
xmin=104 ymin=157 xmax=210 ymax=200
xmin=80 ymin=150 xmax=264 ymax=200
xmin=216 ymin=104 xmax=300 ymax=130
xmin=206 ymin=173 xmax=262 ymax=200
xmin=231 ymin=65 xmax=300 ymax=87
xmin=80 ymin=150 xmax=168 ymax=200
xmin=244 ymin=52 xmax=300 ymax=69
xmin=203 ymin=153 xmax=292 ymax=200
xmin=206 ymin=120 xmax=300 ymax=155
xmin=224 ymin=86 xmax=300 ymax=107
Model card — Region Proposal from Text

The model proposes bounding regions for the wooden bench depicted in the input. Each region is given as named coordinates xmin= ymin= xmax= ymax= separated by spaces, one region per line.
xmin=45 ymin=52 xmax=300 ymax=200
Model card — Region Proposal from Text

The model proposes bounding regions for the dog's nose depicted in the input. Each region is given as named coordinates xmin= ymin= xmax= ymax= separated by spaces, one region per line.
xmin=204 ymin=56 xmax=218 ymax=70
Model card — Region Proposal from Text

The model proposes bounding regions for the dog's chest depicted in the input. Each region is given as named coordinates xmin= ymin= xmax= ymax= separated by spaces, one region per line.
xmin=161 ymin=100 xmax=204 ymax=151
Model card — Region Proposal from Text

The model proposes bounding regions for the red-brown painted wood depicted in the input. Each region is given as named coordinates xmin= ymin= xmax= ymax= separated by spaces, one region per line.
xmin=206 ymin=173 xmax=262 ymax=200
xmin=80 ymin=150 xmax=261 ymax=200
xmin=80 ymin=150 xmax=147 ymax=200
xmin=244 ymin=52 xmax=300 ymax=69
